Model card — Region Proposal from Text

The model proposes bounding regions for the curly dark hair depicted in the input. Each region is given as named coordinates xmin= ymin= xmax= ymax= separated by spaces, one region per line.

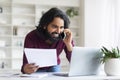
xmin=37 ymin=7 xmax=70 ymax=29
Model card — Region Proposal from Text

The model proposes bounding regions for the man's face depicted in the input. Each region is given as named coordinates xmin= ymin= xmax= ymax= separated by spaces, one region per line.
xmin=45 ymin=17 xmax=64 ymax=39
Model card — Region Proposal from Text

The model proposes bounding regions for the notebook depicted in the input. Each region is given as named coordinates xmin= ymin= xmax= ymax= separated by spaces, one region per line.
xmin=53 ymin=46 xmax=102 ymax=77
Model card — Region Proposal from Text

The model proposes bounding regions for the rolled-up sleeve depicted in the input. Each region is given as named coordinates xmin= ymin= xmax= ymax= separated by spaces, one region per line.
xmin=64 ymin=40 xmax=74 ymax=62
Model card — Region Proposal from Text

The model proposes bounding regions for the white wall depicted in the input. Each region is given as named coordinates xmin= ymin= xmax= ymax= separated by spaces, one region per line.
xmin=84 ymin=0 xmax=104 ymax=47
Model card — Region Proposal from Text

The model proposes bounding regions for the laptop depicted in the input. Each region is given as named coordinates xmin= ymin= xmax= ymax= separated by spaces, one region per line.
xmin=53 ymin=46 xmax=102 ymax=77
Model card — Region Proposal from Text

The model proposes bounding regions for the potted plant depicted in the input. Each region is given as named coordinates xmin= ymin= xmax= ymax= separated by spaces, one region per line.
xmin=66 ymin=8 xmax=78 ymax=18
xmin=101 ymin=46 xmax=120 ymax=76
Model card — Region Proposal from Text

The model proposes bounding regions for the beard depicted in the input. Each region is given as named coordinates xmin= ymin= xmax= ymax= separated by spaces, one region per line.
xmin=44 ymin=29 xmax=62 ymax=44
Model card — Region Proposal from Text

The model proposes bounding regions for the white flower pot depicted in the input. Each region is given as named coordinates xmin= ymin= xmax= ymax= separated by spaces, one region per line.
xmin=104 ymin=58 xmax=120 ymax=76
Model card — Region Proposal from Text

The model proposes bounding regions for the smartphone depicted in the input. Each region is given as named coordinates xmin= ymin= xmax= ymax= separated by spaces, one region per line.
xmin=60 ymin=32 xmax=66 ymax=39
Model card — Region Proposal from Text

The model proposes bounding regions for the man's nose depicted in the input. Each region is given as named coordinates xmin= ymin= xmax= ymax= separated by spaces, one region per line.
xmin=56 ymin=28 xmax=61 ymax=33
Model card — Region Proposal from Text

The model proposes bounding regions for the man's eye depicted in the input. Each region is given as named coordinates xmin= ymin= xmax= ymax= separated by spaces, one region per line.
xmin=52 ymin=25 xmax=57 ymax=28
xmin=61 ymin=27 xmax=64 ymax=29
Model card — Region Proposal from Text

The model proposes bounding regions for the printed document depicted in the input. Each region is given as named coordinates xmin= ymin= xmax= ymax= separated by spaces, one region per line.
xmin=24 ymin=48 xmax=57 ymax=67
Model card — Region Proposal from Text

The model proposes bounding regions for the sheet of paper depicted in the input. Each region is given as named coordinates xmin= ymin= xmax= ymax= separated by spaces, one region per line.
xmin=24 ymin=48 xmax=57 ymax=67
xmin=18 ymin=73 xmax=48 ymax=78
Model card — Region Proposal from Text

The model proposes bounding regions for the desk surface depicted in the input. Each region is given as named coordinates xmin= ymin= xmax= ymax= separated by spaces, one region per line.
xmin=0 ymin=72 xmax=120 ymax=80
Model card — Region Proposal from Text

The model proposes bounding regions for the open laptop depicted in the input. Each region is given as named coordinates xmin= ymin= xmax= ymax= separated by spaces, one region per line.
xmin=53 ymin=46 xmax=102 ymax=77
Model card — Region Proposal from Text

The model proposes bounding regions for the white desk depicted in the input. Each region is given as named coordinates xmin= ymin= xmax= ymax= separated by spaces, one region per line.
xmin=0 ymin=72 xmax=120 ymax=80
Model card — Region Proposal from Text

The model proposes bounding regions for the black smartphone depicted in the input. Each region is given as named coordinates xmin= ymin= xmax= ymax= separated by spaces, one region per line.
xmin=60 ymin=32 xmax=66 ymax=39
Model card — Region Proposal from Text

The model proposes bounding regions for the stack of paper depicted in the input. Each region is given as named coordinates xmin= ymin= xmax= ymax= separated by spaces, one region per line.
xmin=18 ymin=73 xmax=48 ymax=78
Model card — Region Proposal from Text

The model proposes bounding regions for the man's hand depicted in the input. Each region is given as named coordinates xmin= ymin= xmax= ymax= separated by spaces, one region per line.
xmin=63 ymin=29 xmax=73 ymax=52
xmin=23 ymin=63 xmax=39 ymax=74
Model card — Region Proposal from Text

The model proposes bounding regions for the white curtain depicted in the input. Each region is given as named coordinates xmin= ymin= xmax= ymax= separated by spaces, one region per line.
xmin=100 ymin=0 xmax=120 ymax=48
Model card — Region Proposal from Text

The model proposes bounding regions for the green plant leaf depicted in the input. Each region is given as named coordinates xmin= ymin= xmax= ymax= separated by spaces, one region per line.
xmin=100 ymin=46 xmax=120 ymax=63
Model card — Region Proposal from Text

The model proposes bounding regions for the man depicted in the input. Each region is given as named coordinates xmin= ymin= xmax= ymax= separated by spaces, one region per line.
xmin=21 ymin=7 xmax=74 ymax=74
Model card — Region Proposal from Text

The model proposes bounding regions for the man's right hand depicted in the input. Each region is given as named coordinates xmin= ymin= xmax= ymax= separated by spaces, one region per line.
xmin=23 ymin=63 xmax=39 ymax=74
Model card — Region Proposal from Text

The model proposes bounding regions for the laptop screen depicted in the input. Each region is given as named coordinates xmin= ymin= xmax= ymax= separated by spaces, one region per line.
xmin=68 ymin=47 xmax=102 ymax=76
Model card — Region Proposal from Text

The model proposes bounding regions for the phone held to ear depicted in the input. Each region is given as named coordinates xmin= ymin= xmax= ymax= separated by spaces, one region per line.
xmin=60 ymin=32 xmax=66 ymax=39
